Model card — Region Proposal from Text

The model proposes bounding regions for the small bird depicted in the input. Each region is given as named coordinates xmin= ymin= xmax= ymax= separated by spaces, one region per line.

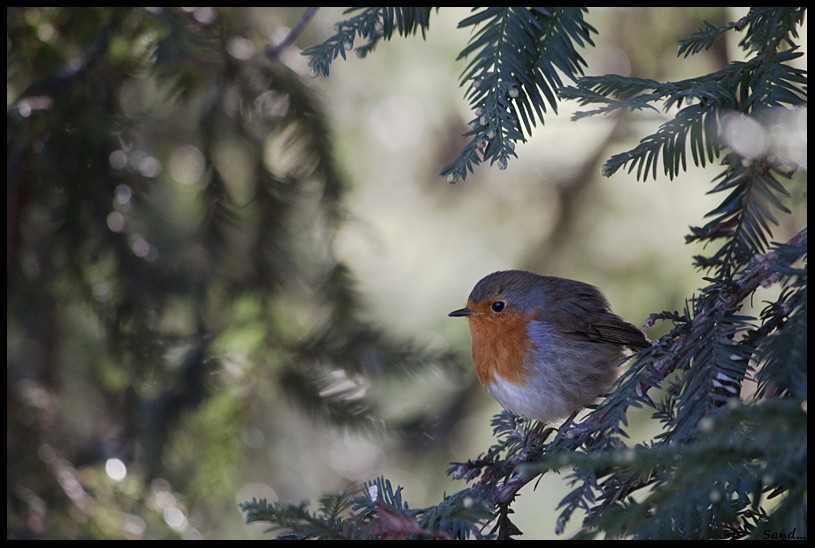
xmin=449 ymin=270 xmax=650 ymax=423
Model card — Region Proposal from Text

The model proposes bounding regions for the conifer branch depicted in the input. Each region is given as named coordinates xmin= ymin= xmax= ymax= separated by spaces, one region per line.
xmin=438 ymin=227 xmax=806 ymax=535
xmin=243 ymin=8 xmax=806 ymax=539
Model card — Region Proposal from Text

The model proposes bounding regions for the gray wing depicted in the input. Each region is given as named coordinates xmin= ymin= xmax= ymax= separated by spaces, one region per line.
xmin=546 ymin=279 xmax=651 ymax=350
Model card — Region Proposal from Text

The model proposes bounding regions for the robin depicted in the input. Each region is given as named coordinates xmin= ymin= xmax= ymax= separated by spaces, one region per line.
xmin=449 ymin=270 xmax=650 ymax=423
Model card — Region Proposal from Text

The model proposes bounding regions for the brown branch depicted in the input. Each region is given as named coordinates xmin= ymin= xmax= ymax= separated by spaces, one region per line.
xmin=488 ymin=227 xmax=807 ymax=510
xmin=650 ymin=227 xmax=807 ymax=385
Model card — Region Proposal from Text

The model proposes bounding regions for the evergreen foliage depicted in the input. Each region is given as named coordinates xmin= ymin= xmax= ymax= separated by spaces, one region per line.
xmin=7 ymin=7 xmax=457 ymax=539
xmin=302 ymin=7 xmax=435 ymax=75
xmin=242 ymin=6 xmax=808 ymax=540
xmin=304 ymin=7 xmax=596 ymax=181
xmin=7 ymin=7 xmax=806 ymax=540
xmin=241 ymin=475 xmax=494 ymax=540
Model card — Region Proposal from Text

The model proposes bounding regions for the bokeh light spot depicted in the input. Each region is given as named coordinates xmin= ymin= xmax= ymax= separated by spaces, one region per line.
xmin=105 ymin=458 xmax=127 ymax=482
xmin=368 ymin=95 xmax=426 ymax=150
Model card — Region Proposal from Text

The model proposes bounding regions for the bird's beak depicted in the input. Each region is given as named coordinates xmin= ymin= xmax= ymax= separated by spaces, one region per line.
xmin=448 ymin=306 xmax=474 ymax=317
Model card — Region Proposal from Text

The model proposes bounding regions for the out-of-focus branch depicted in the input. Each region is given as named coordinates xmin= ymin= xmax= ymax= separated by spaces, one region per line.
xmin=266 ymin=7 xmax=319 ymax=59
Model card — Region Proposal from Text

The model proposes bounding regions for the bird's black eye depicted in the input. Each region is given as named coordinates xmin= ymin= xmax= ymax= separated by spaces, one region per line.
xmin=491 ymin=301 xmax=505 ymax=313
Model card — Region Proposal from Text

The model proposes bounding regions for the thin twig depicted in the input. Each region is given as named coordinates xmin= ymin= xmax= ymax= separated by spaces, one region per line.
xmin=266 ymin=7 xmax=319 ymax=60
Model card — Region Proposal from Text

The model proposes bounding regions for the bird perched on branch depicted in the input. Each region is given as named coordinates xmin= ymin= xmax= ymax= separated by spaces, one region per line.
xmin=450 ymin=270 xmax=650 ymax=422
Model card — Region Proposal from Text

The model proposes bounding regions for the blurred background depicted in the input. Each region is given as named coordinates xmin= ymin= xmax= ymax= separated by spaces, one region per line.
xmin=7 ymin=7 xmax=806 ymax=539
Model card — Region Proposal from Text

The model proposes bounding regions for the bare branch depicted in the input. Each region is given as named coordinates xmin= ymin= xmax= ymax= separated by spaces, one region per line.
xmin=266 ymin=7 xmax=319 ymax=60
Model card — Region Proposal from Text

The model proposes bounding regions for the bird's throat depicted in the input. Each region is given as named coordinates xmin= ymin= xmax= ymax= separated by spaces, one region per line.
xmin=469 ymin=312 xmax=533 ymax=386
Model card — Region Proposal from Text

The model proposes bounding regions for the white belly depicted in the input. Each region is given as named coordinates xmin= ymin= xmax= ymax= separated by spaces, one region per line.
xmin=486 ymin=373 xmax=575 ymax=423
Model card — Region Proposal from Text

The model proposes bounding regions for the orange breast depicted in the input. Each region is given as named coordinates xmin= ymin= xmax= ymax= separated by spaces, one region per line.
xmin=468 ymin=309 xmax=534 ymax=386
